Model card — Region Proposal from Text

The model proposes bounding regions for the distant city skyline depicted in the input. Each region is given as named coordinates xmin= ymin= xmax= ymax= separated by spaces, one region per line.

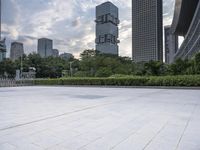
xmin=1 ymin=0 xmax=175 ymax=58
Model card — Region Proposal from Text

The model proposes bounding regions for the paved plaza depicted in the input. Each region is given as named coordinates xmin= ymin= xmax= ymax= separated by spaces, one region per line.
xmin=0 ymin=86 xmax=200 ymax=150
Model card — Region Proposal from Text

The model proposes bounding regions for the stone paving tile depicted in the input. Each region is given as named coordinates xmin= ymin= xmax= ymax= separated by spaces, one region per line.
xmin=0 ymin=143 xmax=17 ymax=150
xmin=27 ymin=131 xmax=64 ymax=149
xmin=8 ymin=138 xmax=43 ymax=150
xmin=111 ymin=117 xmax=169 ymax=150
xmin=46 ymin=144 xmax=69 ymax=150
xmin=0 ymin=87 xmax=200 ymax=150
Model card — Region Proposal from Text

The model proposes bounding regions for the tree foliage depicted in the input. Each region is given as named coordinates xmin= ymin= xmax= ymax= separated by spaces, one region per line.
xmin=0 ymin=50 xmax=200 ymax=78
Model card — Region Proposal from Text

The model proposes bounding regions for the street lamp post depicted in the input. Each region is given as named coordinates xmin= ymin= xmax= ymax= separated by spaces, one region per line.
xmin=69 ymin=61 xmax=73 ymax=77
xmin=20 ymin=55 xmax=23 ymax=79
xmin=20 ymin=54 xmax=23 ymax=86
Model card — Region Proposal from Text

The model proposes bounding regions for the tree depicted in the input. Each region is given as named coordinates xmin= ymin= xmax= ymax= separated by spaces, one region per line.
xmin=195 ymin=53 xmax=200 ymax=74
xmin=144 ymin=61 xmax=166 ymax=76
xmin=0 ymin=59 xmax=16 ymax=77
xmin=95 ymin=67 xmax=112 ymax=77
xmin=169 ymin=59 xmax=191 ymax=75
xmin=1 ymin=51 xmax=200 ymax=79
xmin=80 ymin=49 xmax=97 ymax=60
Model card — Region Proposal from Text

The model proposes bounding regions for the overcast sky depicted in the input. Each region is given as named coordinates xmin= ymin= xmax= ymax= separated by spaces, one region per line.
xmin=1 ymin=0 xmax=175 ymax=58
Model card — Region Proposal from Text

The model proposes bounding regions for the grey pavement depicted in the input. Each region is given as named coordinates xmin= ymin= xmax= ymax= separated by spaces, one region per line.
xmin=0 ymin=86 xmax=200 ymax=150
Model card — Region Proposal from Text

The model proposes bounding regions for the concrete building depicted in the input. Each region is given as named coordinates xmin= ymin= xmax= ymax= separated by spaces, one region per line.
xmin=0 ymin=0 xmax=6 ymax=62
xmin=10 ymin=42 xmax=24 ymax=61
xmin=37 ymin=38 xmax=53 ymax=58
xmin=132 ymin=0 xmax=163 ymax=62
xmin=0 ymin=0 xmax=1 ymax=40
xmin=95 ymin=2 xmax=120 ymax=55
xmin=60 ymin=53 xmax=74 ymax=60
xmin=171 ymin=0 xmax=200 ymax=59
xmin=0 ymin=39 xmax=6 ymax=62
xmin=164 ymin=26 xmax=179 ymax=64
xmin=52 ymin=49 xmax=59 ymax=57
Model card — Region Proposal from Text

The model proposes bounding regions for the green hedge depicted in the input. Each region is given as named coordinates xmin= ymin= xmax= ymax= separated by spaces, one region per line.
xmin=34 ymin=75 xmax=200 ymax=87
xmin=146 ymin=76 xmax=200 ymax=86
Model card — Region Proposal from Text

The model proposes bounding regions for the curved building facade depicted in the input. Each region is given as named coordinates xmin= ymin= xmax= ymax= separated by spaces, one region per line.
xmin=171 ymin=0 xmax=200 ymax=59
xmin=171 ymin=0 xmax=199 ymax=36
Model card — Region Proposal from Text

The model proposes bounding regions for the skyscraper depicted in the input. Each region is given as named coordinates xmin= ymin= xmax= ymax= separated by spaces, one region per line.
xmin=10 ymin=42 xmax=24 ymax=61
xmin=95 ymin=2 xmax=120 ymax=55
xmin=164 ymin=26 xmax=178 ymax=64
xmin=0 ymin=0 xmax=6 ymax=62
xmin=60 ymin=53 xmax=74 ymax=60
xmin=0 ymin=0 xmax=1 ymax=40
xmin=132 ymin=0 xmax=163 ymax=62
xmin=52 ymin=49 xmax=59 ymax=57
xmin=37 ymin=38 xmax=53 ymax=58
xmin=0 ymin=39 xmax=6 ymax=62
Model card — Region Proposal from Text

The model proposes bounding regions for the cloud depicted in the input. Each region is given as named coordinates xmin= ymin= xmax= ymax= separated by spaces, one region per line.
xmin=163 ymin=0 xmax=175 ymax=25
xmin=71 ymin=17 xmax=81 ymax=27
xmin=1 ymin=0 xmax=20 ymax=25
xmin=1 ymin=0 xmax=175 ymax=58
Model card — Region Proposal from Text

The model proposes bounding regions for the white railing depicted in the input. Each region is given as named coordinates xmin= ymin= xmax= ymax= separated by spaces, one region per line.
xmin=0 ymin=78 xmax=34 ymax=87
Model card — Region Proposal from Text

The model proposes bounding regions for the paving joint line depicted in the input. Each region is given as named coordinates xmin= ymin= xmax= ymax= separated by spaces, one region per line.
xmin=175 ymin=104 xmax=198 ymax=150
xmin=0 ymin=90 xmax=167 ymax=132
xmin=142 ymin=121 xmax=169 ymax=150
xmin=0 ymin=96 xmax=141 ymax=132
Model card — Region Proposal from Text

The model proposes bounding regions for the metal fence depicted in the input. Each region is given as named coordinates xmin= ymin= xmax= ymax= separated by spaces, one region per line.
xmin=0 ymin=78 xmax=34 ymax=87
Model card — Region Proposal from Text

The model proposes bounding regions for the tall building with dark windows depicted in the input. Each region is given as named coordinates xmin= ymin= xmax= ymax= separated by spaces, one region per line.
xmin=52 ymin=49 xmax=59 ymax=57
xmin=10 ymin=42 xmax=24 ymax=61
xmin=132 ymin=0 xmax=163 ymax=62
xmin=60 ymin=53 xmax=74 ymax=60
xmin=37 ymin=38 xmax=53 ymax=58
xmin=0 ymin=0 xmax=1 ymax=40
xmin=95 ymin=2 xmax=120 ymax=55
xmin=0 ymin=39 xmax=6 ymax=62
xmin=164 ymin=26 xmax=179 ymax=64
xmin=0 ymin=0 xmax=6 ymax=62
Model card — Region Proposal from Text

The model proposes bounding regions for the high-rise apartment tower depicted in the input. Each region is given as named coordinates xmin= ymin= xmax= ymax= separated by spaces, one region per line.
xmin=132 ymin=0 xmax=163 ymax=62
xmin=0 ymin=0 xmax=6 ymax=62
xmin=95 ymin=2 xmax=120 ymax=55
xmin=10 ymin=42 xmax=24 ymax=61
xmin=37 ymin=38 xmax=53 ymax=58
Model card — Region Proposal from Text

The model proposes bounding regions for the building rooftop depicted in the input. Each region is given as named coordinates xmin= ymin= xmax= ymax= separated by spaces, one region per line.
xmin=38 ymin=38 xmax=53 ymax=41
xmin=97 ymin=1 xmax=118 ymax=8
xmin=11 ymin=41 xmax=23 ymax=45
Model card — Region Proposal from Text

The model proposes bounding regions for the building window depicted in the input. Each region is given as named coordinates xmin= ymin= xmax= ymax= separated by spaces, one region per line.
xmin=100 ymin=35 xmax=105 ymax=43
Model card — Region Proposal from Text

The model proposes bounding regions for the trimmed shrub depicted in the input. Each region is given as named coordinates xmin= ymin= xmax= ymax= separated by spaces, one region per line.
xmin=34 ymin=75 xmax=200 ymax=87
xmin=34 ymin=79 xmax=62 ymax=85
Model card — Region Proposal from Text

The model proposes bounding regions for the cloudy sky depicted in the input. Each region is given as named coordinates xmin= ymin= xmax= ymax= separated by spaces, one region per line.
xmin=1 ymin=0 xmax=175 ymax=58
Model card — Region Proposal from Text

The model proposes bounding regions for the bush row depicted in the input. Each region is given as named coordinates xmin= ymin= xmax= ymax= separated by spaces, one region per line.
xmin=34 ymin=75 xmax=200 ymax=87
